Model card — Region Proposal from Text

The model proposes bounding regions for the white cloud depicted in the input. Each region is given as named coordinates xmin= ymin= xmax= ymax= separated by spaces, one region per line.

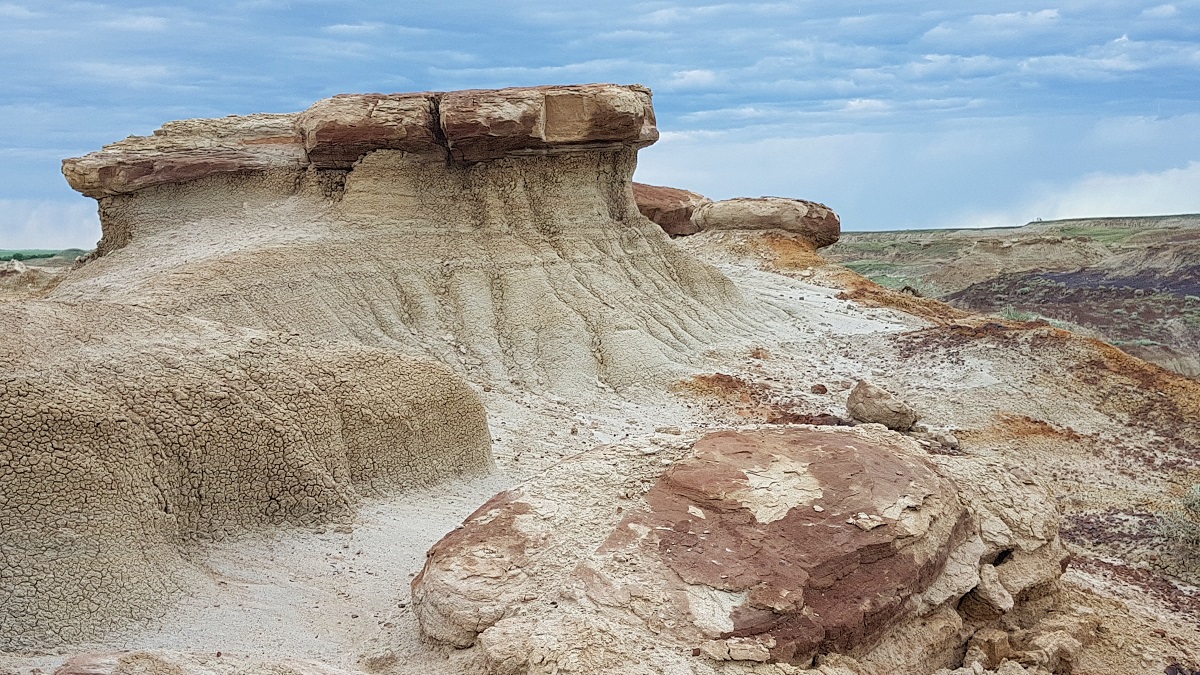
xmin=1017 ymin=36 xmax=1200 ymax=79
xmin=0 ymin=3 xmax=36 ymax=18
xmin=1033 ymin=161 xmax=1200 ymax=220
xmin=665 ymin=69 xmax=719 ymax=89
xmin=324 ymin=22 xmax=385 ymax=34
xmin=935 ymin=161 xmax=1200 ymax=229
xmin=969 ymin=9 xmax=1059 ymax=30
xmin=922 ymin=9 xmax=1062 ymax=45
xmin=103 ymin=15 xmax=169 ymax=31
xmin=1141 ymin=4 xmax=1178 ymax=18
xmin=0 ymin=199 xmax=99 ymax=250
xmin=842 ymin=98 xmax=891 ymax=113
xmin=75 ymin=62 xmax=173 ymax=83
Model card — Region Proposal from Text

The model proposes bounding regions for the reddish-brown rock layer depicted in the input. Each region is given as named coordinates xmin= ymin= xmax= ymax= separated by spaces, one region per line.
xmin=612 ymin=429 xmax=969 ymax=662
xmin=631 ymin=182 xmax=710 ymax=236
xmin=62 ymin=84 xmax=658 ymax=198
xmin=296 ymin=93 xmax=441 ymax=169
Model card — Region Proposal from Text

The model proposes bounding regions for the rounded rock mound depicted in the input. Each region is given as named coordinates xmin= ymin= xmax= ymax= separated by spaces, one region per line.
xmin=694 ymin=196 xmax=841 ymax=249
xmin=411 ymin=426 xmax=1068 ymax=673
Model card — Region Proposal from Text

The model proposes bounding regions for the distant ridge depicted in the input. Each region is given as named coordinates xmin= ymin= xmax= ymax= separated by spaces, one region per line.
xmin=844 ymin=212 xmax=1200 ymax=235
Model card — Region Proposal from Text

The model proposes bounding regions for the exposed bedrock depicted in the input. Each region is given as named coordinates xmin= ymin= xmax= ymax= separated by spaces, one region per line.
xmin=411 ymin=427 xmax=1070 ymax=673
xmin=0 ymin=301 xmax=491 ymax=650
xmin=55 ymin=85 xmax=748 ymax=393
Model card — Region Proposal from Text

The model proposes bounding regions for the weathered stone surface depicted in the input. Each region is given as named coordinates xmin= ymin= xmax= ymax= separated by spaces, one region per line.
xmin=439 ymin=84 xmax=658 ymax=162
xmin=631 ymin=182 xmax=710 ymax=236
xmin=296 ymin=93 xmax=442 ymax=169
xmin=411 ymin=427 xmax=1067 ymax=671
xmin=613 ymin=428 xmax=970 ymax=663
xmin=62 ymin=114 xmax=306 ymax=198
xmin=61 ymin=84 xmax=659 ymax=198
xmin=847 ymin=380 xmax=920 ymax=430
xmin=693 ymin=196 xmax=841 ymax=248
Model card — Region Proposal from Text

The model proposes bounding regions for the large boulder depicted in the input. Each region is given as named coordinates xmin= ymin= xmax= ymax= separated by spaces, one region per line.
xmin=847 ymin=380 xmax=920 ymax=431
xmin=631 ymin=182 xmax=710 ymax=236
xmin=411 ymin=427 xmax=1070 ymax=673
xmin=694 ymin=197 xmax=841 ymax=248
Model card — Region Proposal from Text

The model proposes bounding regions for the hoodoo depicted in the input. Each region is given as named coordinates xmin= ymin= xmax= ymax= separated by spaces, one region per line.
xmin=54 ymin=84 xmax=745 ymax=393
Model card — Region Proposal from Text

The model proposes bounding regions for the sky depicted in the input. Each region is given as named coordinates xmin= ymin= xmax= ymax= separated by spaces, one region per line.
xmin=2 ymin=1 xmax=1199 ymax=249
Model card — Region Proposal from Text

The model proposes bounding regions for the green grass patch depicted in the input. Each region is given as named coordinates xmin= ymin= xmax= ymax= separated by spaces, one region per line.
xmin=842 ymin=261 xmax=911 ymax=276
xmin=0 ymin=249 xmax=61 ymax=262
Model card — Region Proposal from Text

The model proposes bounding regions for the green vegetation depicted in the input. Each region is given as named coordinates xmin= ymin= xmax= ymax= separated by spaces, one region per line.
xmin=999 ymin=305 xmax=1040 ymax=322
xmin=842 ymin=261 xmax=909 ymax=276
xmin=1112 ymin=338 xmax=1162 ymax=347
xmin=0 ymin=250 xmax=61 ymax=262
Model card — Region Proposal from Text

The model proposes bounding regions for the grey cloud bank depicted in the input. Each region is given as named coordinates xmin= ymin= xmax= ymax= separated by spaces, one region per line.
xmin=2 ymin=0 xmax=1199 ymax=248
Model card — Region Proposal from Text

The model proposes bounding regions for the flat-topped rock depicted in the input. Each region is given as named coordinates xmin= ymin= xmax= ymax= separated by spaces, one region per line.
xmin=441 ymin=83 xmax=657 ymax=162
xmin=62 ymin=114 xmax=307 ymax=198
xmin=62 ymin=84 xmax=658 ymax=198
xmin=297 ymin=92 xmax=442 ymax=169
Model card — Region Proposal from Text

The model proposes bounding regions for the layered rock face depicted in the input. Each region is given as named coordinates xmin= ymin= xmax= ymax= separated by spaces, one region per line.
xmin=7 ymin=84 xmax=691 ymax=649
xmin=54 ymin=84 xmax=742 ymax=393
xmin=412 ymin=427 xmax=1069 ymax=673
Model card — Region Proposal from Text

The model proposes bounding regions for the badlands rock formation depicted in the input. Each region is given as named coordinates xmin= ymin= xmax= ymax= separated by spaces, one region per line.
xmin=2 ymin=85 xmax=1198 ymax=675
xmin=0 ymin=301 xmax=490 ymax=648
xmin=54 ymin=84 xmax=739 ymax=393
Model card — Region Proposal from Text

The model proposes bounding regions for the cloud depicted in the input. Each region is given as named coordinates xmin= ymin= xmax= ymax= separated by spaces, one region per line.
xmin=0 ymin=199 xmax=99 ymax=250
xmin=841 ymin=98 xmax=891 ymax=113
xmin=664 ymin=69 xmax=719 ymax=89
xmin=0 ymin=3 xmax=36 ymax=18
xmin=922 ymin=9 xmax=1063 ymax=49
xmin=1032 ymin=161 xmax=1200 ymax=220
xmin=1141 ymin=4 xmax=1178 ymax=18
xmin=324 ymin=22 xmax=386 ymax=34
xmin=74 ymin=62 xmax=174 ymax=84
xmin=102 ymin=15 xmax=169 ymax=31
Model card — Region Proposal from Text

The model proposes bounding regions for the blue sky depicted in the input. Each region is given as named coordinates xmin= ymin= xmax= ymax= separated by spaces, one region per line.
xmin=2 ymin=1 xmax=1199 ymax=248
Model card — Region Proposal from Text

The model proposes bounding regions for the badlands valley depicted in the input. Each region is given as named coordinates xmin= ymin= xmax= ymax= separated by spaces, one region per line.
xmin=1 ymin=85 xmax=1199 ymax=675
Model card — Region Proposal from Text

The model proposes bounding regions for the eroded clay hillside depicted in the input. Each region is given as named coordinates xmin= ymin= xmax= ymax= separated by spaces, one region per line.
xmin=2 ymin=86 xmax=1198 ymax=675
xmin=824 ymin=216 xmax=1200 ymax=377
